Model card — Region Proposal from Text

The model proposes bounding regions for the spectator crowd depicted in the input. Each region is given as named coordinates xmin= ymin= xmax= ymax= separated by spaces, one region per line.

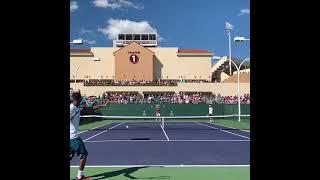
xmin=84 ymin=79 xmax=178 ymax=86
xmin=100 ymin=92 xmax=250 ymax=104
xmin=71 ymin=87 xmax=250 ymax=105
xmin=82 ymin=79 xmax=219 ymax=86
xmin=211 ymin=93 xmax=250 ymax=104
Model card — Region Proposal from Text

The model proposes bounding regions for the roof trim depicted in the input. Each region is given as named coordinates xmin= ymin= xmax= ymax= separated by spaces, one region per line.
xmin=177 ymin=49 xmax=211 ymax=54
xmin=70 ymin=48 xmax=91 ymax=53
xmin=113 ymin=41 xmax=155 ymax=55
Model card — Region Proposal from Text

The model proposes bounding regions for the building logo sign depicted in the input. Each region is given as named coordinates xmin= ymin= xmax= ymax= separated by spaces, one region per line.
xmin=129 ymin=54 xmax=139 ymax=64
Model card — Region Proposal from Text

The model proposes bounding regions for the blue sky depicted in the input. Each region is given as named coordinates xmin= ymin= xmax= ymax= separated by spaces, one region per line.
xmin=70 ymin=0 xmax=250 ymax=60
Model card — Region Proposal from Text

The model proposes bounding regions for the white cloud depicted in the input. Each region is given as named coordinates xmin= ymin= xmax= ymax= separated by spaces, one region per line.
xmin=70 ymin=1 xmax=79 ymax=12
xmin=98 ymin=18 xmax=163 ymax=41
xmin=80 ymin=28 xmax=94 ymax=35
xmin=93 ymin=0 xmax=143 ymax=10
xmin=93 ymin=0 xmax=109 ymax=8
xmin=158 ymin=36 xmax=164 ymax=42
xmin=118 ymin=0 xmax=143 ymax=10
xmin=78 ymin=38 xmax=97 ymax=45
xmin=83 ymin=39 xmax=97 ymax=45
xmin=78 ymin=29 xmax=97 ymax=45
xmin=238 ymin=9 xmax=250 ymax=16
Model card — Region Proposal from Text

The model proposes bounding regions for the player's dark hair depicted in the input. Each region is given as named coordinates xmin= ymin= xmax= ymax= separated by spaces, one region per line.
xmin=72 ymin=91 xmax=82 ymax=101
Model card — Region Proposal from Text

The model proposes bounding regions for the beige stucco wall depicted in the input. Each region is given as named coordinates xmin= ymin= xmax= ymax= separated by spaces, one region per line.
xmin=149 ymin=48 xmax=211 ymax=80
xmin=234 ymin=68 xmax=250 ymax=74
xmin=220 ymin=72 xmax=230 ymax=82
xmin=114 ymin=42 xmax=154 ymax=81
xmin=70 ymin=47 xmax=211 ymax=81
xmin=70 ymin=48 xmax=118 ymax=80
xmin=70 ymin=46 xmax=249 ymax=98
xmin=70 ymin=82 xmax=250 ymax=97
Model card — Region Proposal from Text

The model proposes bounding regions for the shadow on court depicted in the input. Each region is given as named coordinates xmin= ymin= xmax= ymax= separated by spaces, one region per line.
xmin=72 ymin=166 xmax=170 ymax=180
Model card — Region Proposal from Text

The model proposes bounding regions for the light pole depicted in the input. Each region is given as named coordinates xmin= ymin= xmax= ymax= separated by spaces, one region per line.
xmin=74 ymin=62 xmax=84 ymax=91
xmin=74 ymin=63 xmax=81 ymax=90
xmin=233 ymin=35 xmax=250 ymax=121
xmin=71 ymin=39 xmax=84 ymax=90
xmin=228 ymin=58 xmax=250 ymax=122
xmin=73 ymin=59 xmax=95 ymax=90
xmin=225 ymin=22 xmax=233 ymax=76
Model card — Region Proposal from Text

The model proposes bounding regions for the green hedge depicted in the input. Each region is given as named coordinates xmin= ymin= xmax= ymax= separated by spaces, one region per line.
xmin=95 ymin=104 xmax=250 ymax=116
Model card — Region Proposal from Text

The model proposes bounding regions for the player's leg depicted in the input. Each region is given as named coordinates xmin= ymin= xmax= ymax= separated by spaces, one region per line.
xmin=70 ymin=146 xmax=75 ymax=161
xmin=78 ymin=155 xmax=87 ymax=173
xmin=157 ymin=113 xmax=160 ymax=121
xmin=74 ymin=137 xmax=89 ymax=180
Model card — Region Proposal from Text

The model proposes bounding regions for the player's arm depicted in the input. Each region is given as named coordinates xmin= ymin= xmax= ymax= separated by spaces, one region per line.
xmin=81 ymin=101 xmax=110 ymax=114
xmin=92 ymin=103 xmax=108 ymax=111
xmin=70 ymin=106 xmax=76 ymax=121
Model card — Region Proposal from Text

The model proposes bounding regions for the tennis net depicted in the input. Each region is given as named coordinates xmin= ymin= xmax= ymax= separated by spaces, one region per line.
xmin=78 ymin=114 xmax=250 ymax=131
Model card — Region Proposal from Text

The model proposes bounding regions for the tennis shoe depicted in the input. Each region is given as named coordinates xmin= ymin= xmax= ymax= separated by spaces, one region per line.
xmin=76 ymin=175 xmax=91 ymax=180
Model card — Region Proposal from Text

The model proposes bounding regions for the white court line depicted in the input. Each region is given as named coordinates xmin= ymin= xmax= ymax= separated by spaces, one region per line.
xmin=78 ymin=122 xmax=113 ymax=134
xmin=85 ymin=139 xmax=250 ymax=142
xmin=83 ymin=122 xmax=125 ymax=142
xmin=195 ymin=122 xmax=250 ymax=140
xmin=71 ymin=165 xmax=250 ymax=168
xmin=160 ymin=124 xmax=170 ymax=141
xmin=194 ymin=122 xmax=217 ymax=129
xmin=209 ymin=122 xmax=250 ymax=133
xmin=220 ymin=129 xmax=250 ymax=139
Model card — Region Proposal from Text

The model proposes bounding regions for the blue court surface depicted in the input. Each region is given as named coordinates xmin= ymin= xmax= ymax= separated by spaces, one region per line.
xmin=70 ymin=121 xmax=250 ymax=166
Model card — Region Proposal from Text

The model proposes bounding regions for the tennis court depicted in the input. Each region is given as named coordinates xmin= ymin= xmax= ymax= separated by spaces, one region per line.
xmin=70 ymin=115 xmax=250 ymax=179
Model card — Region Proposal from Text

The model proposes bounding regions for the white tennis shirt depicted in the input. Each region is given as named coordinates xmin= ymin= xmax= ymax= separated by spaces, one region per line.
xmin=70 ymin=103 xmax=81 ymax=139
xmin=209 ymin=107 xmax=213 ymax=114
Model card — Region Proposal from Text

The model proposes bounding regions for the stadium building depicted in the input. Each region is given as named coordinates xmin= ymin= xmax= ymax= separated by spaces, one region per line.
xmin=70 ymin=33 xmax=250 ymax=97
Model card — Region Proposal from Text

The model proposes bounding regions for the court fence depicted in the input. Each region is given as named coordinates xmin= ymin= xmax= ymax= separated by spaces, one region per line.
xmin=86 ymin=104 xmax=250 ymax=116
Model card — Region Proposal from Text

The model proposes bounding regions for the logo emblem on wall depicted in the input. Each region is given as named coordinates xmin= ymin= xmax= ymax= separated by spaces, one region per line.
xmin=129 ymin=54 xmax=139 ymax=64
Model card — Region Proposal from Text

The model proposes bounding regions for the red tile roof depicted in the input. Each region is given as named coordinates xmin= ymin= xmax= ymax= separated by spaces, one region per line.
xmin=177 ymin=49 xmax=211 ymax=53
xmin=70 ymin=48 xmax=91 ymax=53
